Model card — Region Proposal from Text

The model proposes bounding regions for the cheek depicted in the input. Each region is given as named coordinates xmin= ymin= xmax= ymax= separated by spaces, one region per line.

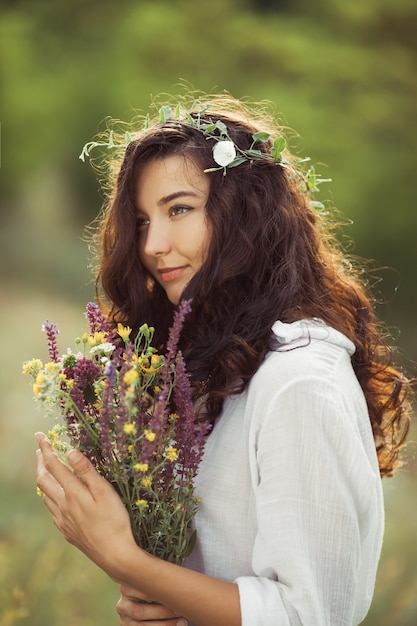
xmin=201 ymin=227 xmax=212 ymax=266
xmin=193 ymin=218 xmax=211 ymax=266
xmin=137 ymin=239 xmax=154 ymax=276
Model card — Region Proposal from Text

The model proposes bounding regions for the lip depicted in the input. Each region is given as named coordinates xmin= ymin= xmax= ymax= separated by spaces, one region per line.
xmin=158 ymin=266 xmax=188 ymax=282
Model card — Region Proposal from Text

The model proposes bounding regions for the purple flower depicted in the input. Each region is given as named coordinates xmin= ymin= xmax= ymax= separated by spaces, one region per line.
xmin=41 ymin=321 xmax=60 ymax=362
xmin=99 ymin=358 xmax=117 ymax=472
xmin=174 ymin=354 xmax=210 ymax=477
xmin=85 ymin=301 xmax=115 ymax=340
xmin=66 ymin=357 xmax=100 ymax=416
xmin=165 ymin=299 xmax=192 ymax=363
xmin=139 ymin=300 xmax=191 ymax=463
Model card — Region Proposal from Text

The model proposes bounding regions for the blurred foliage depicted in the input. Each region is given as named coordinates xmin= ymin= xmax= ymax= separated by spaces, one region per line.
xmin=1 ymin=0 xmax=416 ymax=353
xmin=0 ymin=489 xmax=118 ymax=626
xmin=0 ymin=0 xmax=416 ymax=623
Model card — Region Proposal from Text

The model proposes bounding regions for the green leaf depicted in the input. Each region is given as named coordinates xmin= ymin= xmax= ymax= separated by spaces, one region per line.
xmin=311 ymin=201 xmax=325 ymax=210
xmin=83 ymin=383 xmax=96 ymax=404
xmin=199 ymin=103 xmax=211 ymax=116
xmin=125 ymin=131 xmax=132 ymax=144
xmin=245 ymin=149 xmax=263 ymax=159
xmin=107 ymin=130 xmax=115 ymax=148
xmin=271 ymin=137 xmax=286 ymax=162
xmin=252 ymin=131 xmax=270 ymax=143
xmin=214 ymin=120 xmax=228 ymax=136
xmin=226 ymin=156 xmax=246 ymax=168
xmin=174 ymin=103 xmax=181 ymax=119
xmin=183 ymin=529 xmax=197 ymax=558
xmin=199 ymin=123 xmax=216 ymax=133
xmin=307 ymin=166 xmax=318 ymax=192
xmin=159 ymin=106 xmax=172 ymax=123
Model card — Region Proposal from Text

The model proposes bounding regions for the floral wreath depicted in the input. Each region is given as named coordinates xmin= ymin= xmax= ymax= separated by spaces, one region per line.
xmin=79 ymin=103 xmax=331 ymax=207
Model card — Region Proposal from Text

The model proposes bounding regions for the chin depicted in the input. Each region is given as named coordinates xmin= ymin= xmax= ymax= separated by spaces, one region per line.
xmin=166 ymin=283 xmax=190 ymax=306
xmin=166 ymin=289 xmax=182 ymax=306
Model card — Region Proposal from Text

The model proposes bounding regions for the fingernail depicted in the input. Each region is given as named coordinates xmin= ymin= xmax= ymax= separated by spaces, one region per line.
xmin=35 ymin=432 xmax=46 ymax=443
xmin=176 ymin=620 xmax=188 ymax=626
xmin=67 ymin=448 xmax=83 ymax=463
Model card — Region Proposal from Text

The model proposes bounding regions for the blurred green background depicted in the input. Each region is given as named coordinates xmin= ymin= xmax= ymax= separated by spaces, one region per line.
xmin=1 ymin=0 xmax=416 ymax=623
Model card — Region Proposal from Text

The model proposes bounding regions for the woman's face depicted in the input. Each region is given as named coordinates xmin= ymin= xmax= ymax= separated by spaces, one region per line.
xmin=135 ymin=155 xmax=211 ymax=305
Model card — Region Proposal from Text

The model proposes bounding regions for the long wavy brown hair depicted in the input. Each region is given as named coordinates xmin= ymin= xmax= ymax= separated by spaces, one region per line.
xmin=89 ymin=93 xmax=411 ymax=477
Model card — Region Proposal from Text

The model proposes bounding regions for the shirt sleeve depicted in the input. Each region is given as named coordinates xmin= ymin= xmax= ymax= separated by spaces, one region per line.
xmin=235 ymin=375 xmax=382 ymax=626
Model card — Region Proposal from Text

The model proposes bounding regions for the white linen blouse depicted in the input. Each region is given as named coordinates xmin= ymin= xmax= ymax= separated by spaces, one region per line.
xmin=185 ymin=319 xmax=384 ymax=626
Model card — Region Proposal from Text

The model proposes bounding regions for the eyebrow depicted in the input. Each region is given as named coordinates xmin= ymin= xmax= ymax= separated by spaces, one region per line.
xmin=157 ymin=190 xmax=200 ymax=205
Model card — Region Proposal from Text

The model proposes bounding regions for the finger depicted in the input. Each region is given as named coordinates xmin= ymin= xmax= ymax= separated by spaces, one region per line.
xmin=117 ymin=594 xmax=181 ymax=622
xmin=120 ymin=585 xmax=159 ymax=603
xmin=118 ymin=617 xmax=184 ymax=626
xmin=35 ymin=432 xmax=81 ymax=492
xmin=36 ymin=432 xmax=106 ymax=500
xmin=66 ymin=447 xmax=109 ymax=498
xmin=36 ymin=448 xmax=65 ymax=505
xmin=118 ymin=585 xmax=185 ymax=621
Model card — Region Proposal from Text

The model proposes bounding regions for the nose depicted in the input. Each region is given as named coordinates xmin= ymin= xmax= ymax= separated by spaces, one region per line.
xmin=142 ymin=219 xmax=171 ymax=257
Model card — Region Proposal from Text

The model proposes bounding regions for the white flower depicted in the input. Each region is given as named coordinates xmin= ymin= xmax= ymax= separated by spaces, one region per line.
xmin=212 ymin=140 xmax=236 ymax=167
xmin=90 ymin=342 xmax=116 ymax=355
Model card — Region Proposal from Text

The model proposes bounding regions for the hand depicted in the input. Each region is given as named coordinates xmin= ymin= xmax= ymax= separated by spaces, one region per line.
xmin=117 ymin=585 xmax=188 ymax=625
xmin=35 ymin=432 xmax=137 ymax=577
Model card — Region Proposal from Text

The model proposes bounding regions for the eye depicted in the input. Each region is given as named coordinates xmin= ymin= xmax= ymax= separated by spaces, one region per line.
xmin=169 ymin=205 xmax=192 ymax=218
xmin=136 ymin=215 xmax=150 ymax=229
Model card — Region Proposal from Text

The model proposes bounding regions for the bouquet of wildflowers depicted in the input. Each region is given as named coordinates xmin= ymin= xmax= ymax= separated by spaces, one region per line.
xmin=23 ymin=300 xmax=209 ymax=565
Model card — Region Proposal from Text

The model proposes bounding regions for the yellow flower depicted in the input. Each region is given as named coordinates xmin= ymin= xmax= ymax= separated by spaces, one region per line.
xmin=141 ymin=476 xmax=152 ymax=489
xmin=22 ymin=358 xmax=43 ymax=376
xmin=49 ymin=424 xmax=66 ymax=438
xmin=88 ymin=331 xmax=106 ymax=347
xmin=33 ymin=372 xmax=45 ymax=396
xmin=154 ymin=385 xmax=161 ymax=394
xmin=144 ymin=429 xmax=156 ymax=442
xmin=117 ymin=323 xmax=132 ymax=341
xmin=135 ymin=499 xmax=147 ymax=507
xmin=134 ymin=462 xmax=149 ymax=472
xmin=123 ymin=423 xmax=137 ymax=435
xmin=127 ymin=444 xmax=133 ymax=453
xmin=151 ymin=354 xmax=162 ymax=369
xmin=165 ymin=446 xmax=178 ymax=461
xmin=169 ymin=412 xmax=179 ymax=422
xmin=123 ymin=369 xmax=139 ymax=386
xmin=45 ymin=361 xmax=58 ymax=374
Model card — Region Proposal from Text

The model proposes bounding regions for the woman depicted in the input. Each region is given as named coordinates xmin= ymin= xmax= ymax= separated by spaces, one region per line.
xmin=36 ymin=94 xmax=411 ymax=626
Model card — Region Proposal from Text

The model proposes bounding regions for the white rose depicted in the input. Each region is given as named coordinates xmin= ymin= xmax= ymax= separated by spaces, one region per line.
xmin=212 ymin=140 xmax=237 ymax=167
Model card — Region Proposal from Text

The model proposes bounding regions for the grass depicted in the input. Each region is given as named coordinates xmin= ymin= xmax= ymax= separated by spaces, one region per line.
xmin=0 ymin=484 xmax=119 ymax=625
